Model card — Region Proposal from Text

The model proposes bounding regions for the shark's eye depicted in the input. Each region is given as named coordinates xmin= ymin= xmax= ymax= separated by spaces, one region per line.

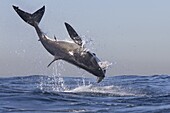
xmin=103 ymin=69 xmax=106 ymax=74
xmin=92 ymin=53 xmax=96 ymax=56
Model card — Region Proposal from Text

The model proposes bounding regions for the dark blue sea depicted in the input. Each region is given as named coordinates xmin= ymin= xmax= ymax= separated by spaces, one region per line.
xmin=0 ymin=75 xmax=170 ymax=113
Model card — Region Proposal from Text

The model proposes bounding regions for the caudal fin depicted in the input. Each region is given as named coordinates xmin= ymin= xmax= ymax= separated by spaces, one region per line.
xmin=12 ymin=5 xmax=45 ymax=27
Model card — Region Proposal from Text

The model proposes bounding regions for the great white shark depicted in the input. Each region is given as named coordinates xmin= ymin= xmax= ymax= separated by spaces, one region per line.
xmin=13 ymin=5 xmax=110 ymax=83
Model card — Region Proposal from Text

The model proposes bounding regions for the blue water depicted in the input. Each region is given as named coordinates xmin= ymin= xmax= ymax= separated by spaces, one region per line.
xmin=0 ymin=75 xmax=170 ymax=113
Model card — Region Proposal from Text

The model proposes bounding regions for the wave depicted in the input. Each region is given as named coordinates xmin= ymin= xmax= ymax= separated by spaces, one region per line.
xmin=1 ymin=75 xmax=170 ymax=113
xmin=1 ymin=74 xmax=170 ymax=97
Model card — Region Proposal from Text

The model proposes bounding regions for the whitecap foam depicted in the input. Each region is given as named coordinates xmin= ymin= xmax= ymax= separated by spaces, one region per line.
xmin=65 ymin=84 xmax=137 ymax=96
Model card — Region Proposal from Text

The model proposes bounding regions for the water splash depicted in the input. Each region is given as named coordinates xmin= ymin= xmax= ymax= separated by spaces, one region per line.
xmin=51 ymin=61 xmax=67 ymax=92
xmin=38 ymin=61 xmax=67 ymax=92
xmin=75 ymin=71 xmax=92 ymax=87
xmin=82 ymin=35 xmax=95 ymax=51
xmin=98 ymin=61 xmax=112 ymax=70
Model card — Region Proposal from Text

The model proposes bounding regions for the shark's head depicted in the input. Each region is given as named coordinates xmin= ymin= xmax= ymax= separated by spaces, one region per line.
xmin=79 ymin=51 xmax=106 ymax=83
xmin=92 ymin=64 xmax=106 ymax=83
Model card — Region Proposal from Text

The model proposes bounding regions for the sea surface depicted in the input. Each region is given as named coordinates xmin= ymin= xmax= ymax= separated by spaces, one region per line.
xmin=0 ymin=75 xmax=170 ymax=113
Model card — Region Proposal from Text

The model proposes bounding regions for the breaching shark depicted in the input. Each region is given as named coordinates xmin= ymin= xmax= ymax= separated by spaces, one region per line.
xmin=13 ymin=5 xmax=110 ymax=83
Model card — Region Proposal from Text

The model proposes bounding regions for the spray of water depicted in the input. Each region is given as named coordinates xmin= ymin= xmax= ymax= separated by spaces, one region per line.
xmin=37 ymin=61 xmax=67 ymax=92
xmin=51 ymin=61 xmax=67 ymax=92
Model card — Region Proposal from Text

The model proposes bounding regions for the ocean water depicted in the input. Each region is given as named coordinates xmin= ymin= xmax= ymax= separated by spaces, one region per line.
xmin=0 ymin=75 xmax=170 ymax=113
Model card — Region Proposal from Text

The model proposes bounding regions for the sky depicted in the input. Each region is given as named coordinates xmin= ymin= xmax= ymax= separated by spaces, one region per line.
xmin=0 ymin=0 xmax=170 ymax=77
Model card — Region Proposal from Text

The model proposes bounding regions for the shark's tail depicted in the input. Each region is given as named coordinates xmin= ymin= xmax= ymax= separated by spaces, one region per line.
xmin=12 ymin=5 xmax=45 ymax=27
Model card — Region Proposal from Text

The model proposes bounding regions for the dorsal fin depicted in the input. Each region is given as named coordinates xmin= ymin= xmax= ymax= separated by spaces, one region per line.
xmin=64 ymin=22 xmax=82 ymax=46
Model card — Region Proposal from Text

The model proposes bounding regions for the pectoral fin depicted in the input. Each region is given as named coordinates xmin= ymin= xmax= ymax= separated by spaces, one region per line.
xmin=47 ymin=57 xmax=60 ymax=67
